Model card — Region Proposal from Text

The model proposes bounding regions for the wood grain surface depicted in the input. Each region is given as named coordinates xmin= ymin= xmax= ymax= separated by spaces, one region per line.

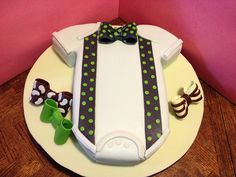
xmin=0 ymin=18 xmax=235 ymax=177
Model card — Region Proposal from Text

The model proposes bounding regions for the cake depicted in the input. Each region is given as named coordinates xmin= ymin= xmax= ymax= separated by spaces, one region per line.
xmin=51 ymin=22 xmax=183 ymax=165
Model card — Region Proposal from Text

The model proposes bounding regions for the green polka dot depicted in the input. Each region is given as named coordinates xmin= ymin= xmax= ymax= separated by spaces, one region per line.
xmin=125 ymin=28 xmax=129 ymax=32
xmin=144 ymin=90 xmax=149 ymax=95
xmin=148 ymin=50 xmax=152 ymax=54
xmin=92 ymin=33 xmax=97 ymax=37
xmin=151 ymin=75 xmax=155 ymax=79
xmin=89 ymin=87 xmax=94 ymax=92
xmin=139 ymin=38 xmax=143 ymax=42
xmin=149 ymin=57 xmax=154 ymax=61
xmin=144 ymin=80 xmax=148 ymax=85
xmin=146 ymin=112 xmax=152 ymax=117
xmin=152 ymin=85 xmax=157 ymax=90
xmin=83 ymin=63 xmax=88 ymax=67
xmin=84 ymin=55 xmax=89 ymax=59
xmin=99 ymin=33 xmax=104 ymax=37
xmin=156 ymin=119 xmax=160 ymax=124
xmin=85 ymin=37 xmax=89 ymax=41
xmin=123 ymin=32 xmax=127 ymax=37
xmin=90 ymin=78 xmax=95 ymax=82
xmin=80 ymin=126 xmax=85 ymax=131
xmin=88 ymin=119 xmax=94 ymax=124
xmin=146 ymin=100 xmax=150 ymax=105
xmin=88 ymin=108 xmax=93 ymax=112
xmin=83 ymin=72 xmax=88 ymax=76
xmin=143 ymin=70 xmax=147 ymax=74
xmin=156 ymin=133 xmax=161 ymax=138
xmin=154 ymin=107 xmax=159 ymax=111
xmin=150 ymin=66 xmax=155 ymax=70
xmin=103 ymin=25 xmax=108 ymax=28
xmin=80 ymin=115 xmax=85 ymax=120
xmin=154 ymin=96 xmax=159 ymax=100
xmin=132 ymin=26 xmax=136 ymax=30
xmin=147 ymin=124 xmax=152 ymax=130
xmin=85 ymin=46 xmax=89 ymax=50
xmin=91 ymin=68 xmax=96 ymax=73
xmin=108 ymin=29 xmax=111 ymax=33
xmin=147 ymin=136 xmax=152 ymax=141
xmin=89 ymin=130 xmax=94 ymax=135
xmin=114 ymin=32 xmax=119 ymax=36
xmin=91 ymin=52 xmax=96 ymax=56
xmin=89 ymin=96 xmax=94 ymax=101
xmin=109 ymin=34 xmax=113 ymax=38
xmin=91 ymin=41 xmax=95 ymax=45
xmin=82 ymin=83 xmax=87 ymax=87
xmin=90 ymin=61 xmax=95 ymax=65
xmin=141 ymin=53 xmax=145 ymax=57
xmin=117 ymin=28 xmax=122 ymax=32
xmin=81 ymin=92 xmax=86 ymax=96
xmin=142 ymin=61 xmax=146 ymax=65
xmin=130 ymin=30 xmax=134 ymax=34
xmin=128 ymin=24 xmax=132 ymax=27
xmin=102 ymin=29 xmax=106 ymax=33
xmin=140 ymin=45 xmax=144 ymax=49
xmin=147 ymin=41 xmax=151 ymax=45
xmin=82 ymin=101 xmax=86 ymax=106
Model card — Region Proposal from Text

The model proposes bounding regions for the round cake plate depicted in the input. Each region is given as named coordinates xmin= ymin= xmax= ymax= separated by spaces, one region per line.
xmin=23 ymin=46 xmax=204 ymax=177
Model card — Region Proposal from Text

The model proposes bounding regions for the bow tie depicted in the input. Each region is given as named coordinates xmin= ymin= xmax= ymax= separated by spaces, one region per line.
xmin=98 ymin=22 xmax=138 ymax=44
xmin=40 ymin=99 xmax=73 ymax=145
xmin=171 ymin=81 xmax=202 ymax=118
xmin=29 ymin=78 xmax=72 ymax=117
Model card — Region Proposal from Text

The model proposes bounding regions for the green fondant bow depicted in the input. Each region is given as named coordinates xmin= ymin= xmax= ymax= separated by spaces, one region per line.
xmin=98 ymin=22 xmax=138 ymax=44
xmin=40 ymin=99 xmax=73 ymax=145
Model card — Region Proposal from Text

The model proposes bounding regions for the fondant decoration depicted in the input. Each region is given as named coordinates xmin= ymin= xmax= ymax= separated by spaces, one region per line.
xmin=30 ymin=78 xmax=72 ymax=116
xmin=78 ymin=32 xmax=98 ymax=144
xmin=98 ymin=22 xmax=137 ymax=44
xmin=41 ymin=99 xmax=73 ymax=145
xmin=171 ymin=81 xmax=202 ymax=118
xmin=138 ymin=36 xmax=162 ymax=149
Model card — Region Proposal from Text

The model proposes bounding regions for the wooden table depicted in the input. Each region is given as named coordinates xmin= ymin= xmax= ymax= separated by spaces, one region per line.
xmin=0 ymin=18 xmax=236 ymax=177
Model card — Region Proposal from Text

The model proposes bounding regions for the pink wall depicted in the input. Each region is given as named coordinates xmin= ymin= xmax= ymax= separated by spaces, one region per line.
xmin=0 ymin=0 xmax=119 ymax=85
xmin=119 ymin=0 xmax=236 ymax=104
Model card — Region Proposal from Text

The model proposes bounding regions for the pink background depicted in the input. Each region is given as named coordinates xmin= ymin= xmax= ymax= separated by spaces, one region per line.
xmin=1 ymin=0 xmax=236 ymax=104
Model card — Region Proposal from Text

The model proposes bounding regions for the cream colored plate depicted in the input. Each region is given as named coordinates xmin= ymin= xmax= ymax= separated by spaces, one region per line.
xmin=23 ymin=47 xmax=204 ymax=177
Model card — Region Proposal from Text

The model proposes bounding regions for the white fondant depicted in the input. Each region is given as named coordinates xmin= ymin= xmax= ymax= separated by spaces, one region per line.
xmin=32 ymin=90 xmax=40 ymax=96
xmin=53 ymin=23 xmax=183 ymax=165
xmin=58 ymin=108 xmax=65 ymax=114
xmin=35 ymin=98 xmax=43 ymax=105
xmin=69 ymin=99 xmax=72 ymax=106
xmin=59 ymin=98 xmax=68 ymax=106
xmin=47 ymin=92 xmax=56 ymax=98
xmin=58 ymin=92 xmax=62 ymax=101
xmin=33 ymin=81 xmax=37 ymax=89
xmin=38 ymin=85 xmax=46 ymax=94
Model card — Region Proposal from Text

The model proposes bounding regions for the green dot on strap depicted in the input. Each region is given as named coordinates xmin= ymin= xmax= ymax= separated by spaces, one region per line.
xmin=91 ymin=52 xmax=96 ymax=56
xmin=150 ymin=66 xmax=155 ymax=70
xmin=81 ymin=91 xmax=86 ymax=96
xmin=155 ymin=107 xmax=159 ymax=111
xmin=91 ymin=41 xmax=95 ymax=45
xmin=147 ymin=136 xmax=152 ymax=142
xmin=128 ymin=24 xmax=132 ymax=27
xmin=103 ymin=25 xmax=108 ymax=28
xmin=80 ymin=126 xmax=85 ymax=131
xmin=142 ymin=61 xmax=146 ymax=65
xmin=156 ymin=133 xmax=161 ymax=138
xmin=141 ymin=53 xmax=145 ymax=57
xmin=130 ymin=30 xmax=134 ymax=34
xmin=149 ymin=57 xmax=154 ymax=61
xmin=152 ymin=85 xmax=157 ymax=90
xmin=146 ymin=100 xmax=150 ymax=105
xmin=91 ymin=68 xmax=96 ymax=73
xmin=80 ymin=115 xmax=85 ymax=120
xmin=102 ymin=29 xmax=106 ymax=33
xmin=140 ymin=45 xmax=144 ymax=49
xmin=114 ymin=32 xmax=119 ymax=36
xmin=139 ymin=38 xmax=143 ymax=42
xmin=84 ymin=55 xmax=89 ymax=59
xmin=147 ymin=41 xmax=151 ymax=45
xmin=144 ymin=80 xmax=148 ymax=85
xmin=82 ymin=83 xmax=87 ymax=87
xmin=156 ymin=118 xmax=160 ymax=124
xmin=154 ymin=96 xmax=159 ymax=100
xmin=99 ymin=33 xmax=103 ymax=37
xmin=88 ymin=119 xmax=94 ymax=124
xmin=123 ymin=32 xmax=127 ymax=37
xmin=89 ymin=96 xmax=94 ymax=101
xmin=89 ymin=130 xmax=94 ymax=135
xmin=92 ymin=33 xmax=97 ymax=37
xmin=143 ymin=70 xmax=147 ymax=74
xmin=144 ymin=90 xmax=149 ymax=95
xmin=88 ymin=108 xmax=93 ymax=112
xmin=83 ymin=63 xmax=88 ymax=67
xmin=132 ymin=26 xmax=136 ymax=30
xmin=90 ymin=78 xmax=95 ymax=82
xmin=151 ymin=75 xmax=155 ymax=79
xmin=109 ymin=34 xmax=113 ymax=38
xmin=146 ymin=112 xmax=152 ymax=117
xmin=125 ymin=28 xmax=129 ymax=32
xmin=147 ymin=124 xmax=152 ymax=130
xmin=89 ymin=87 xmax=94 ymax=92
xmin=90 ymin=61 xmax=95 ymax=65
xmin=83 ymin=72 xmax=88 ymax=76
xmin=85 ymin=37 xmax=89 ymax=41
xmin=82 ymin=101 xmax=86 ymax=106
xmin=148 ymin=50 xmax=152 ymax=54
xmin=85 ymin=46 xmax=89 ymax=50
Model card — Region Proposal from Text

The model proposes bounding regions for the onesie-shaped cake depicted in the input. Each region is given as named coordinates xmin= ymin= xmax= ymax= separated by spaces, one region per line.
xmin=52 ymin=22 xmax=182 ymax=165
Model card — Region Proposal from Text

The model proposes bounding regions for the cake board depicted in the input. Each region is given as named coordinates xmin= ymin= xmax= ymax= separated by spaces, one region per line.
xmin=23 ymin=46 xmax=204 ymax=177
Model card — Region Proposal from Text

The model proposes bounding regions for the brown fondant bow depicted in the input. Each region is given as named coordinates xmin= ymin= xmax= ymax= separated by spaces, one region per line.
xmin=171 ymin=81 xmax=202 ymax=118
xmin=29 ymin=78 xmax=72 ymax=117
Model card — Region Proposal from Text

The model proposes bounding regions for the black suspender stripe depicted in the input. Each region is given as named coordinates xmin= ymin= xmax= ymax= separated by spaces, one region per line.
xmin=138 ymin=36 xmax=163 ymax=149
xmin=78 ymin=32 xmax=98 ymax=144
